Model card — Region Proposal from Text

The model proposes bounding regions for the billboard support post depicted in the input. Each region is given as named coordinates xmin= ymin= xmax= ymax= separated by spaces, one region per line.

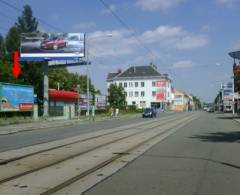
xmin=43 ymin=62 xmax=49 ymax=118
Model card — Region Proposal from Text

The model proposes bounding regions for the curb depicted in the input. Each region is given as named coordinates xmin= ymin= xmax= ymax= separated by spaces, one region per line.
xmin=0 ymin=114 xmax=140 ymax=136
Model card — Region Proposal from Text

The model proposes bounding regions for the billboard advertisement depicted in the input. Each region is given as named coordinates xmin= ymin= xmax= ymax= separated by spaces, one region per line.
xmin=174 ymin=96 xmax=183 ymax=105
xmin=223 ymin=89 xmax=232 ymax=100
xmin=156 ymin=80 xmax=166 ymax=87
xmin=0 ymin=83 xmax=34 ymax=112
xmin=20 ymin=33 xmax=85 ymax=58
xmin=156 ymin=92 xmax=165 ymax=101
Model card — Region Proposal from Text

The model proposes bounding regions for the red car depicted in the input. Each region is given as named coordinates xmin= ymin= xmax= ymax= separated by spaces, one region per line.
xmin=41 ymin=37 xmax=67 ymax=50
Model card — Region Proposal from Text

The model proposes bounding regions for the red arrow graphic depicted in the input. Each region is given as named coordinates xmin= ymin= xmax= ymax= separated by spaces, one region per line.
xmin=11 ymin=51 xmax=21 ymax=78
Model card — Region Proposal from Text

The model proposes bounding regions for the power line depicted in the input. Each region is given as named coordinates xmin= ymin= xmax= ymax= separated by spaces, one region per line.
xmin=0 ymin=0 xmax=63 ymax=32
xmin=98 ymin=0 xmax=159 ymax=62
xmin=0 ymin=10 xmax=16 ymax=22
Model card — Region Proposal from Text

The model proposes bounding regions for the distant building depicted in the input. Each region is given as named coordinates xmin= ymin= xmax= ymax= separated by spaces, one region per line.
xmin=215 ymin=82 xmax=233 ymax=112
xmin=107 ymin=64 xmax=173 ymax=109
xmin=172 ymin=89 xmax=193 ymax=111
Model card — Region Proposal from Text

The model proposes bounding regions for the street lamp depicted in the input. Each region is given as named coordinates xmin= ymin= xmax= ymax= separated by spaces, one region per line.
xmin=85 ymin=33 xmax=113 ymax=117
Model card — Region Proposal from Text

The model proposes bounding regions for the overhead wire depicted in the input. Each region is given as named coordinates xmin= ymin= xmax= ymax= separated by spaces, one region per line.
xmin=0 ymin=0 xmax=63 ymax=32
xmin=98 ymin=0 xmax=159 ymax=63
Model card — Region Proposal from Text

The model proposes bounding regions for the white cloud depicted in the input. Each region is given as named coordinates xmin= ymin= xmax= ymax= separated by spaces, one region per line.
xmin=100 ymin=4 xmax=116 ymax=15
xmin=172 ymin=60 xmax=195 ymax=69
xmin=141 ymin=25 xmax=209 ymax=49
xmin=136 ymin=0 xmax=184 ymax=11
xmin=216 ymin=0 xmax=236 ymax=6
xmin=73 ymin=22 xmax=96 ymax=30
xmin=87 ymin=25 xmax=209 ymax=59
xmin=88 ymin=29 xmax=137 ymax=58
xmin=231 ymin=40 xmax=240 ymax=50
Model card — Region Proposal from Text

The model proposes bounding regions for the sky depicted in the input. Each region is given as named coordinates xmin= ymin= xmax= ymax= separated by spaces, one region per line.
xmin=1 ymin=0 xmax=240 ymax=102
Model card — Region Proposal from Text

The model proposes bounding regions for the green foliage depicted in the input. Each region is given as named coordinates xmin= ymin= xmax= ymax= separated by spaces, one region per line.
xmin=193 ymin=96 xmax=202 ymax=109
xmin=48 ymin=68 xmax=96 ymax=94
xmin=0 ymin=34 xmax=6 ymax=59
xmin=5 ymin=27 xmax=20 ymax=59
xmin=15 ymin=5 xmax=38 ymax=33
xmin=107 ymin=84 xmax=126 ymax=108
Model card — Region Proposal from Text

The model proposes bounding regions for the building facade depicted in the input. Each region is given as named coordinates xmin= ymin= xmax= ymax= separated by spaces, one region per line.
xmin=107 ymin=65 xmax=173 ymax=109
xmin=172 ymin=89 xmax=194 ymax=111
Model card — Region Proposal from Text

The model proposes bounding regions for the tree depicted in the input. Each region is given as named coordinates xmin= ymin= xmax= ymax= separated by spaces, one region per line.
xmin=48 ymin=68 xmax=96 ymax=94
xmin=0 ymin=34 xmax=6 ymax=59
xmin=107 ymin=84 xmax=126 ymax=108
xmin=15 ymin=5 xmax=38 ymax=33
xmin=5 ymin=27 xmax=20 ymax=59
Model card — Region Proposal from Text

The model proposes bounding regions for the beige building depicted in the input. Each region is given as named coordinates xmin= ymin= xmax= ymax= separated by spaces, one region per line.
xmin=172 ymin=89 xmax=191 ymax=111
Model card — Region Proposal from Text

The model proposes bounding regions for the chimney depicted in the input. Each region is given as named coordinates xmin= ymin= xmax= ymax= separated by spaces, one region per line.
xmin=133 ymin=66 xmax=136 ymax=73
xmin=150 ymin=62 xmax=157 ymax=69
xmin=117 ymin=69 xmax=122 ymax=74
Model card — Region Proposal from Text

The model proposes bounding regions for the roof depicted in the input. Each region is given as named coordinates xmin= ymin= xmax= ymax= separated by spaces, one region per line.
xmin=107 ymin=73 xmax=119 ymax=80
xmin=229 ymin=51 xmax=240 ymax=60
xmin=117 ymin=66 xmax=161 ymax=78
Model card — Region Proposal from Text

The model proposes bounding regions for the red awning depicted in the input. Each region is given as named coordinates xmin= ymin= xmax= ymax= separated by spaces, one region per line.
xmin=49 ymin=89 xmax=79 ymax=102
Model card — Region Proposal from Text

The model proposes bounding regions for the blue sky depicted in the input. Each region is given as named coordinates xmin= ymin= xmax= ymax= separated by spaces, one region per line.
xmin=1 ymin=0 xmax=240 ymax=101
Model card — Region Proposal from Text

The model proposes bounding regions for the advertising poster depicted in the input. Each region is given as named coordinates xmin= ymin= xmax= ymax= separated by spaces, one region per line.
xmin=174 ymin=96 xmax=183 ymax=105
xmin=156 ymin=80 xmax=166 ymax=87
xmin=21 ymin=33 xmax=85 ymax=58
xmin=156 ymin=92 xmax=165 ymax=101
xmin=0 ymin=84 xmax=34 ymax=112
xmin=223 ymin=89 xmax=232 ymax=100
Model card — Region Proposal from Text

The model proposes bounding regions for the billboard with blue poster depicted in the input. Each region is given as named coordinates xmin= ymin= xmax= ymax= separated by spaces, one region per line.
xmin=0 ymin=83 xmax=34 ymax=112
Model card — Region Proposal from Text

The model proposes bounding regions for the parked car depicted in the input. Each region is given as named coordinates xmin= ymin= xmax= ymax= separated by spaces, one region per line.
xmin=207 ymin=107 xmax=214 ymax=113
xmin=142 ymin=108 xmax=157 ymax=118
xmin=41 ymin=36 xmax=67 ymax=50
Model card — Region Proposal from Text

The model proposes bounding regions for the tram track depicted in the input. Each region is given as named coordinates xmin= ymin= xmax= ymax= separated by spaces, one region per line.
xmin=0 ymin=112 xmax=200 ymax=194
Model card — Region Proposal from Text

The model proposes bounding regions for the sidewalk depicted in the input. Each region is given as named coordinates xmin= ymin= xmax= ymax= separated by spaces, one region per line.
xmin=0 ymin=113 xmax=139 ymax=136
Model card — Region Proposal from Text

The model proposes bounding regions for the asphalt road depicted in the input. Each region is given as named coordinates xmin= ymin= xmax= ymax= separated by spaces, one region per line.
xmin=0 ymin=112 xmax=176 ymax=152
xmin=85 ymin=112 xmax=240 ymax=195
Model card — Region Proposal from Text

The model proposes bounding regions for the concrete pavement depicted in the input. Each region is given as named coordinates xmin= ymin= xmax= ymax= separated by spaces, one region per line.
xmin=85 ymin=112 xmax=240 ymax=195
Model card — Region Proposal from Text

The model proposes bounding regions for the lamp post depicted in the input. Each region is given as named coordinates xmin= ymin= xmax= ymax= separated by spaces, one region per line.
xmin=85 ymin=33 xmax=113 ymax=117
xmin=77 ymin=84 xmax=80 ymax=120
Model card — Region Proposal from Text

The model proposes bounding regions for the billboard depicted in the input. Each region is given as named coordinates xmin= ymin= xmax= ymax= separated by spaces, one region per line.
xmin=156 ymin=92 xmax=165 ymax=101
xmin=0 ymin=83 xmax=34 ymax=112
xmin=20 ymin=33 xmax=85 ymax=58
xmin=223 ymin=89 xmax=232 ymax=100
xmin=156 ymin=80 xmax=166 ymax=87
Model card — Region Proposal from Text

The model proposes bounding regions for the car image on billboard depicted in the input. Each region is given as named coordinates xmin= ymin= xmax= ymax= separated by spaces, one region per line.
xmin=20 ymin=32 xmax=85 ymax=58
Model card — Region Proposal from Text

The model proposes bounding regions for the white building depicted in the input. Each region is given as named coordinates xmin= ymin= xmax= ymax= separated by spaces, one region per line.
xmin=107 ymin=65 xmax=174 ymax=109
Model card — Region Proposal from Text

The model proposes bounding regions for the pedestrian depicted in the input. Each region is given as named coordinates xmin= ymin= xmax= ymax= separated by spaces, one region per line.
xmin=109 ymin=107 xmax=114 ymax=118
xmin=115 ymin=108 xmax=119 ymax=117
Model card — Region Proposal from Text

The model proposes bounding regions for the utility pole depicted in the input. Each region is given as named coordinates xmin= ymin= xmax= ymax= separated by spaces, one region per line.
xmin=77 ymin=84 xmax=80 ymax=120
xmin=232 ymin=62 xmax=236 ymax=115
xmin=43 ymin=62 xmax=49 ymax=118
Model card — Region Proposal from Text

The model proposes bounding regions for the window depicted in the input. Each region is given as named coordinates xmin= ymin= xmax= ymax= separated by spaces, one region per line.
xmin=132 ymin=101 xmax=136 ymax=105
xmin=152 ymin=81 xmax=156 ymax=87
xmin=141 ymin=82 xmax=145 ymax=87
xmin=152 ymin=91 xmax=156 ymax=97
xmin=129 ymin=82 xmax=133 ymax=87
xmin=141 ymin=91 xmax=145 ymax=97
xmin=119 ymin=82 xmax=122 ymax=87
xmin=129 ymin=91 xmax=133 ymax=97
xmin=124 ymin=82 xmax=127 ymax=88
xmin=135 ymin=91 xmax=139 ymax=97
xmin=140 ymin=101 xmax=146 ymax=108
xmin=135 ymin=82 xmax=138 ymax=87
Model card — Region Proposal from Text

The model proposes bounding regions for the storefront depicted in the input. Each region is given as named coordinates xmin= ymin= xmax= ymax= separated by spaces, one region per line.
xmin=48 ymin=89 xmax=78 ymax=118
